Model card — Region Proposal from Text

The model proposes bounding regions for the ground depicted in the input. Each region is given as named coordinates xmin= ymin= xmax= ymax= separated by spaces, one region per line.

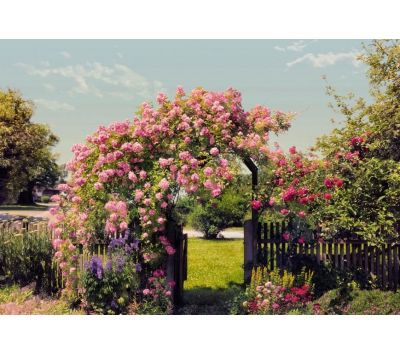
xmin=176 ymin=238 xmax=244 ymax=314
xmin=0 ymin=284 xmax=83 ymax=315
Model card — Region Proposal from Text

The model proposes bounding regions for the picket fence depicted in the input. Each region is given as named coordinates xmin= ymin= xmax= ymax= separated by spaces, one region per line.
xmin=245 ymin=220 xmax=400 ymax=290
xmin=1 ymin=219 xmax=187 ymax=302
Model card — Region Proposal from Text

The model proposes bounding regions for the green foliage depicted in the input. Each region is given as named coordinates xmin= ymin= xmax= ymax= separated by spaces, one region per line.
xmin=0 ymin=89 xmax=59 ymax=204
xmin=189 ymin=184 xmax=248 ymax=238
xmin=41 ymin=195 xmax=51 ymax=203
xmin=0 ymin=231 xmax=54 ymax=292
xmin=81 ymin=253 xmax=140 ymax=315
xmin=172 ymin=195 xmax=196 ymax=226
xmin=314 ymin=286 xmax=400 ymax=315
xmin=289 ymin=254 xmax=376 ymax=298
xmin=313 ymin=40 xmax=400 ymax=244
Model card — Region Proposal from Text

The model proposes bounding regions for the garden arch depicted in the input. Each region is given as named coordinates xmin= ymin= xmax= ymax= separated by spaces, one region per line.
xmin=51 ymin=86 xmax=312 ymax=307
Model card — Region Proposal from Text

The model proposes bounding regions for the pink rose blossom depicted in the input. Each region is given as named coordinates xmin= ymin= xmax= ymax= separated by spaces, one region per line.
xmin=135 ymin=190 xmax=144 ymax=202
xmin=210 ymin=147 xmax=219 ymax=156
xmin=159 ymin=178 xmax=170 ymax=190
xmin=251 ymin=200 xmax=263 ymax=210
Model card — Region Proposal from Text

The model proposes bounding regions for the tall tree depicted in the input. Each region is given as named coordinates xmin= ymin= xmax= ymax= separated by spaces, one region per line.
xmin=314 ymin=40 xmax=400 ymax=244
xmin=0 ymin=89 xmax=59 ymax=204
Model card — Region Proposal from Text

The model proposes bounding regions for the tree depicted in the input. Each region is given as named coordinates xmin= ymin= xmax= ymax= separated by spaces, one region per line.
xmin=0 ymin=89 xmax=59 ymax=204
xmin=313 ymin=40 xmax=400 ymax=244
xmin=189 ymin=177 xmax=250 ymax=238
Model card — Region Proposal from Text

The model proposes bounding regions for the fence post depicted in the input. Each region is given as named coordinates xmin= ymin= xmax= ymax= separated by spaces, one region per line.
xmin=244 ymin=219 xmax=256 ymax=284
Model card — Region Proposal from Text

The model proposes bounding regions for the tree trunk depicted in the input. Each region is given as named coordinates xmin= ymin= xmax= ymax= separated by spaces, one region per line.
xmin=17 ymin=181 xmax=35 ymax=205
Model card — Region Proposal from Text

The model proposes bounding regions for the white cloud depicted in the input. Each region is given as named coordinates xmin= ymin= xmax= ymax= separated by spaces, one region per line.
xmin=16 ymin=62 xmax=163 ymax=99
xmin=60 ymin=51 xmax=71 ymax=59
xmin=274 ymin=40 xmax=316 ymax=52
xmin=286 ymin=40 xmax=307 ymax=52
xmin=286 ymin=51 xmax=360 ymax=68
xmin=274 ymin=46 xmax=286 ymax=52
xmin=34 ymin=98 xmax=75 ymax=111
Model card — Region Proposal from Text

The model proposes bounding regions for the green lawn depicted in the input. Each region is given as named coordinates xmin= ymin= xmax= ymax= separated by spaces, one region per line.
xmin=178 ymin=238 xmax=244 ymax=314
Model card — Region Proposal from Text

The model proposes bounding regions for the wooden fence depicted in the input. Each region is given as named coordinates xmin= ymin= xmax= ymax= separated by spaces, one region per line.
xmin=0 ymin=218 xmax=50 ymax=236
xmin=0 ymin=219 xmax=187 ymax=302
xmin=244 ymin=220 xmax=400 ymax=290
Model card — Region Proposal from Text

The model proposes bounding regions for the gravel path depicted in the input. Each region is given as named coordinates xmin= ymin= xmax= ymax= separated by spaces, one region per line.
xmin=183 ymin=228 xmax=243 ymax=239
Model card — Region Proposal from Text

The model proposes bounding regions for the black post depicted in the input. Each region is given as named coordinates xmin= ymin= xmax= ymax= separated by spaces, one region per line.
xmin=243 ymin=157 xmax=259 ymax=284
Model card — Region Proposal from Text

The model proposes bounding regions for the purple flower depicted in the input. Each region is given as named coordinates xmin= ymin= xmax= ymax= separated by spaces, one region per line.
xmin=108 ymin=237 xmax=126 ymax=253
xmin=116 ymin=256 xmax=125 ymax=272
xmin=85 ymin=256 xmax=104 ymax=279
xmin=135 ymin=263 xmax=142 ymax=273
xmin=124 ymin=240 xmax=140 ymax=255
xmin=105 ymin=260 xmax=113 ymax=271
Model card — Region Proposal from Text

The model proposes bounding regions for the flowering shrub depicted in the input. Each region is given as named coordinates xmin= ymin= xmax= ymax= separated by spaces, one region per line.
xmin=81 ymin=236 xmax=140 ymax=314
xmin=241 ymin=267 xmax=314 ymax=315
xmin=49 ymin=87 xmax=294 ymax=298
xmin=252 ymin=148 xmax=343 ymax=245
xmin=135 ymin=269 xmax=174 ymax=315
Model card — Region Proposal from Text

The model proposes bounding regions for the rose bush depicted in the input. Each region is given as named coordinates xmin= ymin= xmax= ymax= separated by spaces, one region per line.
xmin=50 ymin=87 xmax=294 ymax=301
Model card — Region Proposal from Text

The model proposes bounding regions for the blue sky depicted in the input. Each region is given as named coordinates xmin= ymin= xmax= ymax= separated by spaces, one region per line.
xmin=0 ymin=39 xmax=371 ymax=164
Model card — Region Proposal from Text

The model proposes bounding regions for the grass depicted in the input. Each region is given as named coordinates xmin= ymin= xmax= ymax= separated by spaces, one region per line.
xmin=0 ymin=284 xmax=83 ymax=315
xmin=177 ymin=238 xmax=244 ymax=314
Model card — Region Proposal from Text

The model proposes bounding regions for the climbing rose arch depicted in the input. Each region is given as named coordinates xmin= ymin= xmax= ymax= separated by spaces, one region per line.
xmin=50 ymin=86 xmax=294 ymax=296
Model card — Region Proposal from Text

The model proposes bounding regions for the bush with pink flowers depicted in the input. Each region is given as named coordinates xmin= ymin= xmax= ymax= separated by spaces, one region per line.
xmin=240 ymin=267 xmax=314 ymax=315
xmin=50 ymin=87 xmax=295 ymax=301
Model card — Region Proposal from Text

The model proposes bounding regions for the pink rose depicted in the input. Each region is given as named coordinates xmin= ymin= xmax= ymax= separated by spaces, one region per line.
xmin=210 ymin=147 xmax=219 ymax=156
xmin=119 ymin=221 xmax=128 ymax=230
xmin=298 ymin=211 xmax=306 ymax=218
xmin=251 ymin=200 xmax=263 ymax=210
xmin=280 ymin=208 xmax=290 ymax=215
xmin=204 ymin=167 xmax=213 ymax=177
xmin=135 ymin=190 xmax=144 ymax=202
xmin=94 ymin=182 xmax=103 ymax=190
xmin=159 ymin=178 xmax=170 ymax=190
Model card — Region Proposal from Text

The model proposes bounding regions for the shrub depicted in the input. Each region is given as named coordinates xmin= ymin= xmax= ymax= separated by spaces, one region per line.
xmin=313 ymin=285 xmax=400 ymax=315
xmin=0 ymin=231 xmax=53 ymax=292
xmin=288 ymin=254 xmax=376 ymax=298
xmin=190 ymin=188 xmax=248 ymax=239
xmin=81 ymin=237 xmax=140 ymax=315
xmin=234 ymin=267 xmax=314 ymax=315
xmin=41 ymin=195 xmax=51 ymax=203
xmin=135 ymin=269 xmax=174 ymax=315
xmin=172 ymin=196 xmax=195 ymax=226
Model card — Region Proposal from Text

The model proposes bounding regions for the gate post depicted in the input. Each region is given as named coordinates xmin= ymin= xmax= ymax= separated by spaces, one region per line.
xmin=244 ymin=219 xmax=257 ymax=284
xmin=166 ymin=221 xmax=185 ymax=305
